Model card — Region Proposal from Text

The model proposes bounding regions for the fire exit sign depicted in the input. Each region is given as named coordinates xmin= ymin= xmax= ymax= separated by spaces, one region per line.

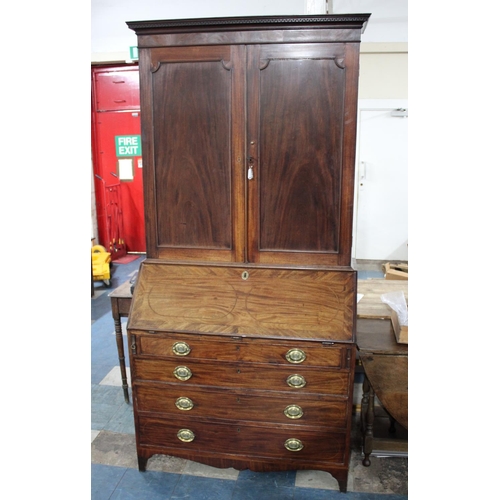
xmin=115 ymin=135 xmax=142 ymax=157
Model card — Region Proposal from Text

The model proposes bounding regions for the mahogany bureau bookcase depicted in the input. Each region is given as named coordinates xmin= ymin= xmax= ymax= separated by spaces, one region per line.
xmin=126 ymin=14 xmax=370 ymax=493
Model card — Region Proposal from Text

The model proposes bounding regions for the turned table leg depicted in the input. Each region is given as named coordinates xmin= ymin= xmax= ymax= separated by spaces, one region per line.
xmin=362 ymin=376 xmax=374 ymax=466
xmin=114 ymin=317 xmax=129 ymax=403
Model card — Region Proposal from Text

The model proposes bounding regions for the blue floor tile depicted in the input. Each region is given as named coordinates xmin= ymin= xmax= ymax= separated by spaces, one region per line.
xmin=105 ymin=401 xmax=135 ymax=434
xmin=92 ymin=464 xmax=127 ymax=500
xmin=92 ymin=363 xmax=118 ymax=385
xmin=171 ymin=475 xmax=235 ymax=500
xmin=91 ymin=402 xmax=122 ymax=431
xmin=92 ymin=385 xmax=126 ymax=406
xmin=293 ymin=487 xmax=340 ymax=499
xmin=232 ymin=470 xmax=296 ymax=499
xmin=237 ymin=469 xmax=296 ymax=488
xmin=341 ymin=494 xmax=408 ymax=500
xmin=232 ymin=482 xmax=294 ymax=500
xmin=112 ymin=468 xmax=181 ymax=499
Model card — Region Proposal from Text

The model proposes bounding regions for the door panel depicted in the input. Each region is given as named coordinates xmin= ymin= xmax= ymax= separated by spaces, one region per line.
xmin=154 ymin=60 xmax=231 ymax=249
xmin=258 ymin=57 xmax=342 ymax=253
xmin=247 ymin=44 xmax=354 ymax=266
xmin=142 ymin=46 xmax=245 ymax=261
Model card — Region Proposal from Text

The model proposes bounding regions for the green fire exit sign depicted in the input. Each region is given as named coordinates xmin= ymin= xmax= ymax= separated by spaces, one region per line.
xmin=115 ymin=135 xmax=142 ymax=157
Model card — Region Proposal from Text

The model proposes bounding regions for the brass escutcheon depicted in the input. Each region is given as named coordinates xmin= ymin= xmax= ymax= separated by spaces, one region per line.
xmin=173 ymin=366 xmax=192 ymax=381
xmin=286 ymin=374 xmax=306 ymax=388
xmin=175 ymin=397 xmax=194 ymax=411
xmin=177 ymin=429 xmax=195 ymax=443
xmin=172 ymin=341 xmax=191 ymax=356
xmin=241 ymin=271 xmax=249 ymax=280
xmin=284 ymin=404 xmax=303 ymax=419
xmin=284 ymin=438 xmax=303 ymax=452
xmin=285 ymin=348 xmax=306 ymax=364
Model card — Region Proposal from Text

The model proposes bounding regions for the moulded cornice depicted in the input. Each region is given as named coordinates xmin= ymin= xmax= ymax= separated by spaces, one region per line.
xmin=127 ymin=14 xmax=371 ymax=34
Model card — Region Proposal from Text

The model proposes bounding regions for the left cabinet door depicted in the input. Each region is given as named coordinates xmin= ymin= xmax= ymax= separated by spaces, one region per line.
xmin=139 ymin=45 xmax=246 ymax=261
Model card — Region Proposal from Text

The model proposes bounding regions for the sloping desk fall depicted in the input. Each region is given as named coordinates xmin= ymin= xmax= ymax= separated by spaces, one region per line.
xmin=356 ymin=279 xmax=408 ymax=466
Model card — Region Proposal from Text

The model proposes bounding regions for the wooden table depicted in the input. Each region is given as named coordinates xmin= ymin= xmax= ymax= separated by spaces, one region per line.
xmin=108 ymin=280 xmax=133 ymax=403
xmin=356 ymin=279 xmax=408 ymax=466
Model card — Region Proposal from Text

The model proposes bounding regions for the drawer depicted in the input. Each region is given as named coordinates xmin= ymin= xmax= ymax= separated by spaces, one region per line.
xmin=137 ymin=415 xmax=347 ymax=464
xmin=134 ymin=384 xmax=349 ymax=427
xmin=133 ymin=358 xmax=350 ymax=395
xmin=133 ymin=332 xmax=348 ymax=368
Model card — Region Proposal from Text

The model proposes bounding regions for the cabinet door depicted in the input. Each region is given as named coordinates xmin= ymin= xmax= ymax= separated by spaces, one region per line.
xmin=140 ymin=45 xmax=245 ymax=261
xmin=247 ymin=44 xmax=360 ymax=266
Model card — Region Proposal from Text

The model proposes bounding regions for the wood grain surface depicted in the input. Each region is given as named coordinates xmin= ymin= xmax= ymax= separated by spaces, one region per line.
xmin=134 ymin=383 xmax=349 ymax=427
xmin=129 ymin=262 xmax=356 ymax=341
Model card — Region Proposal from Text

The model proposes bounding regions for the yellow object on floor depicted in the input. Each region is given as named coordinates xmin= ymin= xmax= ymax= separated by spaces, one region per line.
xmin=92 ymin=245 xmax=112 ymax=286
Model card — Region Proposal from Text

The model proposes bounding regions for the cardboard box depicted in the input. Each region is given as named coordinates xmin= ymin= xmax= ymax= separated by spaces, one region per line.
xmin=391 ymin=309 xmax=408 ymax=344
xmin=384 ymin=262 xmax=408 ymax=280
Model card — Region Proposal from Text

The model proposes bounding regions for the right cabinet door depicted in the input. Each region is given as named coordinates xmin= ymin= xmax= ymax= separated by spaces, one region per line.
xmin=246 ymin=44 xmax=360 ymax=267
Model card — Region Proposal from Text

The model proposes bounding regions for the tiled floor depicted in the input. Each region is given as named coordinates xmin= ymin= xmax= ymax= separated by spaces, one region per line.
xmin=91 ymin=257 xmax=408 ymax=499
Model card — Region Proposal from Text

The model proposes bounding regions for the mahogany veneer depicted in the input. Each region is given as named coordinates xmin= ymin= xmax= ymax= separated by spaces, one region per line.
xmin=126 ymin=14 xmax=370 ymax=493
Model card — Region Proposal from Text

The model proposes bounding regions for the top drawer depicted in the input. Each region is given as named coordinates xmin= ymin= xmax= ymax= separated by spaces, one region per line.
xmin=132 ymin=332 xmax=349 ymax=369
xmin=94 ymin=70 xmax=140 ymax=111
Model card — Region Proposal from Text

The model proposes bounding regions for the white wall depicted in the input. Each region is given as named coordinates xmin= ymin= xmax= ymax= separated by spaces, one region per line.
xmin=92 ymin=0 xmax=307 ymax=60
xmin=91 ymin=0 xmax=408 ymax=100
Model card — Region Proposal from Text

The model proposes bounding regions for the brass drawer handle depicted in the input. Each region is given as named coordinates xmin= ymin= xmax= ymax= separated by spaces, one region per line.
xmin=172 ymin=341 xmax=191 ymax=356
xmin=284 ymin=404 xmax=303 ymax=419
xmin=284 ymin=438 xmax=303 ymax=452
xmin=177 ymin=429 xmax=195 ymax=443
xmin=286 ymin=374 xmax=306 ymax=388
xmin=285 ymin=348 xmax=306 ymax=364
xmin=173 ymin=366 xmax=192 ymax=381
xmin=175 ymin=397 xmax=194 ymax=411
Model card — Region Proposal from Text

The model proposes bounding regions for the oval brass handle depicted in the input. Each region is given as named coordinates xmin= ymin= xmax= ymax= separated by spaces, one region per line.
xmin=284 ymin=404 xmax=303 ymax=419
xmin=284 ymin=438 xmax=303 ymax=452
xmin=172 ymin=341 xmax=191 ymax=356
xmin=285 ymin=348 xmax=306 ymax=364
xmin=175 ymin=397 xmax=194 ymax=411
xmin=173 ymin=366 xmax=192 ymax=381
xmin=177 ymin=429 xmax=195 ymax=443
xmin=286 ymin=374 xmax=306 ymax=388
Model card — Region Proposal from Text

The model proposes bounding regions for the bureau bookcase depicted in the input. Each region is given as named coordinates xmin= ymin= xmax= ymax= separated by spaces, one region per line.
xmin=126 ymin=14 xmax=370 ymax=492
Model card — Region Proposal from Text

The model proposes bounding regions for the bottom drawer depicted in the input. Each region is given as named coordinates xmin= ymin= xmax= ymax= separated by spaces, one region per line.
xmin=137 ymin=416 xmax=347 ymax=464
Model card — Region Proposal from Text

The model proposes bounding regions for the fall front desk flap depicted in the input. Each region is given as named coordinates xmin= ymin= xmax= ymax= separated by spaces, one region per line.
xmin=128 ymin=261 xmax=356 ymax=342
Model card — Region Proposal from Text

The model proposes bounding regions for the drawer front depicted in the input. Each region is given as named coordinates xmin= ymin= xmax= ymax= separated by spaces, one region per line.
xmin=134 ymin=333 xmax=347 ymax=368
xmin=135 ymin=384 xmax=349 ymax=427
xmin=137 ymin=416 xmax=347 ymax=463
xmin=133 ymin=358 xmax=350 ymax=395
